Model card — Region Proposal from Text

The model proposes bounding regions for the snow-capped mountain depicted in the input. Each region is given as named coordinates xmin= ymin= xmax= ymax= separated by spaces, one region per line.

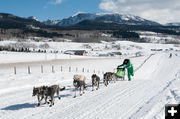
xmin=165 ymin=22 xmax=180 ymax=26
xmin=43 ymin=19 xmax=61 ymax=25
xmin=27 ymin=16 xmax=38 ymax=21
xmin=43 ymin=13 xmax=160 ymax=26
xmin=43 ymin=13 xmax=97 ymax=26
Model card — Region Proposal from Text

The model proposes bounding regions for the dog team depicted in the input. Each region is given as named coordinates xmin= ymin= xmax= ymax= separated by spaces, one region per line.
xmin=32 ymin=59 xmax=134 ymax=107
xmin=32 ymin=72 xmax=119 ymax=107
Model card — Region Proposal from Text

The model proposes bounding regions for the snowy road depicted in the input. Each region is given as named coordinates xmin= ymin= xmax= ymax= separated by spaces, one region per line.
xmin=0 ymin=52 xmax=180 ymax=119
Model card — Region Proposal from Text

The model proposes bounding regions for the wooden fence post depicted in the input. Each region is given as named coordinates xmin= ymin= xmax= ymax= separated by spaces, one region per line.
xmin=76 ymin=67 xmax=78 ymax=72
xmin=14 ymin=67 xmax=16 ymax=75
xmin=41 ymin=65 xmax=43 ymax=73
xmin=94 ymin=70 xmax=95 ymax=74
xmin=69 ymin=67 xmax=71 ymax=72
xmin=52 ymin=65 xmax=54 ymax=73
xmin=61 ymin=66 xmax=62 ymax=72
xmin=82 ymin=68 xmax=84 ymax=72
xmin=28 ymin=66 xmax=30 ymax=74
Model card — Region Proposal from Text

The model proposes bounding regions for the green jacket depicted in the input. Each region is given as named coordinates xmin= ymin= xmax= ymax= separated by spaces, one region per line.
xmin=118 ymin=61 xmax=134 ymax=75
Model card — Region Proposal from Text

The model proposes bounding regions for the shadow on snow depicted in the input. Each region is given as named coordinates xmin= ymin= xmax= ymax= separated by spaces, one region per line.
xmin=1 ymin=103 xmax=36 ymax=110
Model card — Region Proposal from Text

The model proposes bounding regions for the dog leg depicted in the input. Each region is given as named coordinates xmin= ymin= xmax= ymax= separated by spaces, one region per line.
xmin=96 ymin=82 xmax=99 ymax=90
xmin=57 ymin=90 xmax=61 ymax=100
xmin=103 ymin=79 xmax=106 ymax=86
xmin=44 ymin=96 xmax=47 ymax=104
xmin=52 ymin=96 xmax=54 ymax=106
xmin=37 ymin=95 xmax=40 ymax=106
xmin=82 ymin=85 xmax=85 ymax=94
xmin=105 ymin=80 xmax=108 ymax=87
xmin=40 ymin=95 xmax=44 ymax=102
xmin=80 ymin=86 xmax=82 ymax=96
xmin=49 ymin=96 xmax=53 ymax=107
xmin=74 ymin=88 xmax=76 ymax=98
xmin=92 ymin=84 xmax=94 ymax=91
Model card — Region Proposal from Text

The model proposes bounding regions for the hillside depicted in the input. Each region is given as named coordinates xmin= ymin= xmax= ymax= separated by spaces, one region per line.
xmin=0 ymin=13 xmax=180 ymax=43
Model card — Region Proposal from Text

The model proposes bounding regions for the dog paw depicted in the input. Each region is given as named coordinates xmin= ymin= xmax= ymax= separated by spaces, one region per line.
xmin=73 ymin=96 xmax=76 ymax=98
xmin=37 ymin=103 xmax=40 ymax=106
xmin=49 ymin=105 xmax=52 ymax=107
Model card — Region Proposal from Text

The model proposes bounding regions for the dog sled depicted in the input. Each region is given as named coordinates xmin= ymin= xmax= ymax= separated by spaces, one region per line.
xmin=116 ymin=66 xmax=125 ymax=80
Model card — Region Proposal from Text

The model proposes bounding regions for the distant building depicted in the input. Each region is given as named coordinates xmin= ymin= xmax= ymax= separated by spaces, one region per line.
xmin=151 ymin=49 xmax=163 ymax=51
xmin=64 ymin=50 xmax=87 ymax=56
xmin=74 ymin=50 xmax=87 ymax=56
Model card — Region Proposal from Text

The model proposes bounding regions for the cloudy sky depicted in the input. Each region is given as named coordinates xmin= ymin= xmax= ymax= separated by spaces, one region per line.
xmin=99 ymin=0 xmax=180 ymax=24
xmin=0 ymin=0 xmax=179 ymax=24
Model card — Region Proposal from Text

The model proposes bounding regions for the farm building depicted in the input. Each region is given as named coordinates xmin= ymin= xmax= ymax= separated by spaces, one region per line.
xmin=74 ymin=50 xmax=87 ymax=56
xmin=64 ymin=50 xmax=87 ymax=56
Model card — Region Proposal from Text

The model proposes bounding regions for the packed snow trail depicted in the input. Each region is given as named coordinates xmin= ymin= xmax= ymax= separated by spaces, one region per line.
xmin=131 ymin=53 xmax=180 ymax=119
xmin=0 ymin=52 xmax=180 ymax=119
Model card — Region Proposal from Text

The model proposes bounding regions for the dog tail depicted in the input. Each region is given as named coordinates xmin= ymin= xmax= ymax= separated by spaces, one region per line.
xmin=60 ymin=86 xmax=65 ymax=91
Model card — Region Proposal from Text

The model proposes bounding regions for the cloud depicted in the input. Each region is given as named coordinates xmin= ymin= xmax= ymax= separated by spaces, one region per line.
xmin=99 ymin=0 xmax=118 ymax=12
xmin=99 ymin=0 xmax=180 ymax=24
xmin=49 ymin=0 xmax=63 ymax=5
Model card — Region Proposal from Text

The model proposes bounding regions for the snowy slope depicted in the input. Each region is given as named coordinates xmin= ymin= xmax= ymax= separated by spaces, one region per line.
xmin=165 ymin=22 xmax=180 ymax=26
xmin=0 ymin=51 xmax=180 ymax=119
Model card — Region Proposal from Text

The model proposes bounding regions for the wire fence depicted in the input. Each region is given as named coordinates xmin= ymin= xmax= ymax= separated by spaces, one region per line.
xmin=9 ymin=54 xmax=154 ymax=76
xmin=134 ymin=53 xmax=155 ymax=72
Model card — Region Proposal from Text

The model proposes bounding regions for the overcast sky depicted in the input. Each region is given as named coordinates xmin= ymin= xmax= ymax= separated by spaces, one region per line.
xmin=0 ymin=0 xmax=179 ymax=24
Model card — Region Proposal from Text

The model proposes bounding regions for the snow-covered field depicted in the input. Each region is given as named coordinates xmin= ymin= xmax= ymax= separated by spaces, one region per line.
xmin=0 ymin=40 xmax=179 ymax=63
xmin=0 ymin=41 xmax=180 ymax=119
xmin=138 ymin=31 xmax=180 ymax=43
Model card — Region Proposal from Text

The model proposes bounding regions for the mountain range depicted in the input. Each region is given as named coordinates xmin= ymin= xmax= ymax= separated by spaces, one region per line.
xmin=0 ymin=12 xmax=180 ymax=28
xmin=43 ymin=13 xmax=161 ymax=26
xmin=0 ymin=12 xmax=180 ymax=40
